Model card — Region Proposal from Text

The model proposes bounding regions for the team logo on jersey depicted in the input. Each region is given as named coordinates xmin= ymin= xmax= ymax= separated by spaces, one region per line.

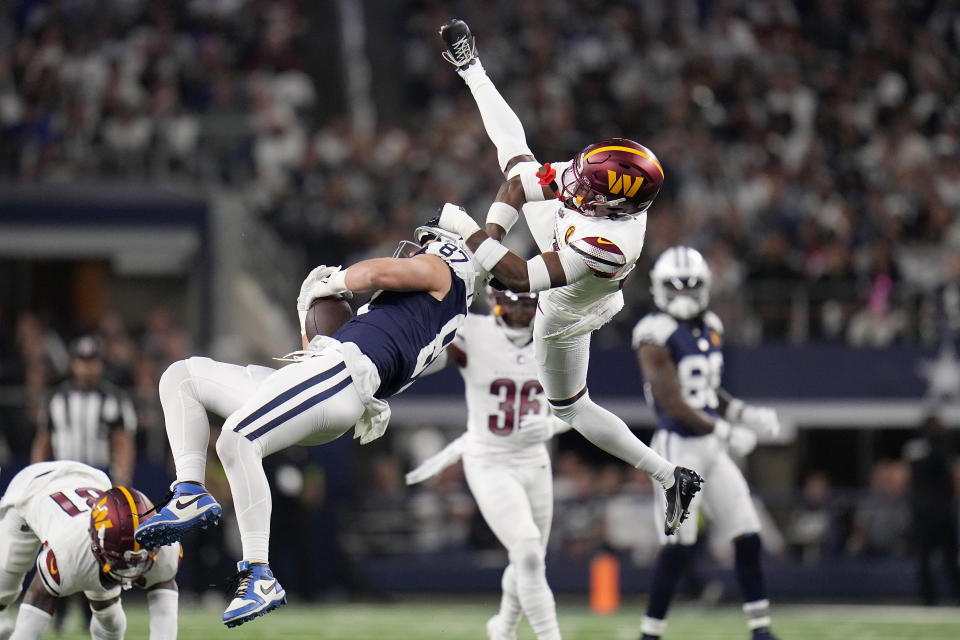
xmin=698 ymin=338 xmax=710 ymax=351
xmin=607 ymin=169 xmax=644 ymax=197
xmin=564 ymin=225 xmax=575 ymax=244
xmin=46 ymin=549 xmax=60 ymax=585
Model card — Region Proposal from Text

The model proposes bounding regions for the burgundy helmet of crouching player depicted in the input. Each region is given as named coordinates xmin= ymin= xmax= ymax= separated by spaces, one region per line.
xmin=89 ymin=487 xmax=159 ymax=582
xmin=559 ymin=138 xmax=664 ymax=217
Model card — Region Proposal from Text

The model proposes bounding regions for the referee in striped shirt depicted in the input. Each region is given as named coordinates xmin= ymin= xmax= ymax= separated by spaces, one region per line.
xmin=30 ymin=335 xmax=136 ymax=484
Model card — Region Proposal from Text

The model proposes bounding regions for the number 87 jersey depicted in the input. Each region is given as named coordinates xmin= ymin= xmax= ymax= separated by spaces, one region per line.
xmin=454 ymin=314 xmax=549 ymax=458
xmin=631 ymin=310 xmax=725 ymax=437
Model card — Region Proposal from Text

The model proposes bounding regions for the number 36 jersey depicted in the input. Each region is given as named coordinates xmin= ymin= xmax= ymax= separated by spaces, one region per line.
xmin=454 ymin=314 xmax=549 ymax=459
xmin=631 ymin=311 xmax=725 ymax=438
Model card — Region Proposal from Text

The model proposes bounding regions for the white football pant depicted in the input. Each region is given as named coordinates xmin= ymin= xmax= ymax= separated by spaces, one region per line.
xmin=464 ymin=451 xmax=560 ymax=640
xmin=160 ymin=354 xmax=366 ymax=563
xmin=534 ymin=323 xmax=675 ymax=487
xmin=651 ymin=430 xmax=760 ymax=545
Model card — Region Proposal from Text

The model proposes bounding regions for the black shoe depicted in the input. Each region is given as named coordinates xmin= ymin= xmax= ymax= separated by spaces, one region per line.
xmin=440 ymin=19 xmax=478 ymax=68
xmin=640 ymin=635 xmax=660 ymax=640
xmin=752 ymin=628 xmax=779 ymax=640
xmin=663 ymin=466 xmax=703 ymax=535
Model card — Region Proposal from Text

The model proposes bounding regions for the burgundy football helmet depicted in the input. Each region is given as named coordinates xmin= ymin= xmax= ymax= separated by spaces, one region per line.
xmin=560 ymin=138 xmax=664 ymax=217
xmin=89 ymin=487 xmax=159 ymax=582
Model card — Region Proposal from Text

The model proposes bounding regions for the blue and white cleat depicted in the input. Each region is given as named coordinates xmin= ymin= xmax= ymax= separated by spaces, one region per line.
xmin=222 ymin=561 xmax=286 ymax=628
xmin=134 ymin=481 xmax=222 ymax=547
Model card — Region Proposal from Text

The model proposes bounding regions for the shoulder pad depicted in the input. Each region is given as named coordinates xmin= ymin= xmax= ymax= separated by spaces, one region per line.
xmin=703 ymin=311 xmax=724 ymax=335
xmin=569 ymin=236 xmax=627 ymax=278
xmin=36 ymin=544 xmax=63 ymax=597
xmin=632 ymin=313 xmax=679 ymax=348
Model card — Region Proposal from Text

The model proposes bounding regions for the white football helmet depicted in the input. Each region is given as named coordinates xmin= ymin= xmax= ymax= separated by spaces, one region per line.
xmin=487 ymin=286 xmax=537 ymax=344
xmin=650 ymin=246 xmax=711 ymax=320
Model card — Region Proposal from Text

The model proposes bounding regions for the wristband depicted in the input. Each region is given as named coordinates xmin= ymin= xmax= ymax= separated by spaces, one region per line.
xmin=473 ymin=238 xmax=510 ymax=271
xmin=438 ymin=203 xmax=481 ymax=239
xmin=526 ymin=255 xmax=552 ymax=292
xmin=486 ymin=202 xmax=519 ymax=234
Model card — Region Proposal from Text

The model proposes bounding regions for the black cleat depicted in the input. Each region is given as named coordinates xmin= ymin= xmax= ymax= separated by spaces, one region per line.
xmin=751 ymin=628 xmax=780 ymax=640
xmin=440 ymin=19 xmax=478 ymax=68
xmin=663 ymin=466 xmax=703 ymax=535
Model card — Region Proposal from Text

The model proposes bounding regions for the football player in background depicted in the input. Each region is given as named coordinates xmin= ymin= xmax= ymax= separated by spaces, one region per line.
xmin=0 ymin=461 xmax=179 ymax=640
xmin=434 ymin=19 xmax=702 ymax=534
xmin=406 ymin=288 xmax=570 ymax=640
xmin=632 ymin=247 xmax=781 ymax=640
xmin=134 ymin=225 xmax=494 ymax=627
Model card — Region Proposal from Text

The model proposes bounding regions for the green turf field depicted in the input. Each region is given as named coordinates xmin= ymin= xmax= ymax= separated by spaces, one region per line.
xmin=47 ymin=601 xmax=960 ymax=639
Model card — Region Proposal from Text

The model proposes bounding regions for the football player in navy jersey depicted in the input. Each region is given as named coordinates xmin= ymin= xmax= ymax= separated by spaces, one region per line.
xmin=632 ymin=247 xmax=781 ymax=640
xmin=134 ymin=225 xmax=490 ymax=627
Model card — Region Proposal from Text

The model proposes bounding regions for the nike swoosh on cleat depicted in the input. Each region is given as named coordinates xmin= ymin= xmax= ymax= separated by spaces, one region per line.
xmin=175 ymin=495 xmax=204 ymax=509
xmin=259 ymin=580 xmax=277 ymax=595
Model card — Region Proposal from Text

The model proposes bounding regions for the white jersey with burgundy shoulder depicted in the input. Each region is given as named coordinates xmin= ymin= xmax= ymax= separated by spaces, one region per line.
xmin=1 ymin=461 xmax=180 ymax=601
xmin=454 ymin=313 xmax=550 ymax=459
xmin=516 ymin=160 xmax=647 ymax=338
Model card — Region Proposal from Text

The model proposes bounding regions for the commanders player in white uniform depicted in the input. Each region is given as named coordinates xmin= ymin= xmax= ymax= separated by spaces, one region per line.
xmin=434 ymin=19 xmax=703 ymax=533
xmin=0 ymin=461 xmax=179 ymax=640
xmin=632 ymin=247 xmax=781 ymax=640
xmin=407 ymin=289 xmax=569 ymax=640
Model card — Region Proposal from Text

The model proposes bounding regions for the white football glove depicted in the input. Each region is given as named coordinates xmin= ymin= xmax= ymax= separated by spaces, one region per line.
xmin=740 ymin=405 xmax=781 ymax=438
xmin=515 ymin=414 xmax=563 ymax=446
xmin=405 ymin=436 xmax=465 ymax=485
xmin=727 ymin=426 xmax=759 ymax=457
xmin=296 ymin=265 xmax=351 ymax=335
xmin=437 ymin=203 xmax=481 ymax=239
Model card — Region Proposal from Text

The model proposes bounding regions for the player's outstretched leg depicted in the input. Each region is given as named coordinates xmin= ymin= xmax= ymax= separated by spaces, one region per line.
xmin=134 ymin=481 xmax=222 ymax=547
xmin=222 ymin=560 xmax=286 ymax=628
xmin=440 ymin=19 xmax=534 ymax=174
xmin=662 ymin=467 xmax=704 ymax=535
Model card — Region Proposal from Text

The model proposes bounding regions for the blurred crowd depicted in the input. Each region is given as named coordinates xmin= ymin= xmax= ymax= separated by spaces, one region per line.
xmin=2 ymin=1 xmax=960 ymax=345
xmin=0 ymin=308 xmax=190 ymax=470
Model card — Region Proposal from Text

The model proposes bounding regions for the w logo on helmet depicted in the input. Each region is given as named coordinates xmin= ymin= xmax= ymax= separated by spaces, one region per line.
xmin=93 ymin=498 xmax=113 ymax=530
xmin=607 ymin=170 xmax=644 ymax=197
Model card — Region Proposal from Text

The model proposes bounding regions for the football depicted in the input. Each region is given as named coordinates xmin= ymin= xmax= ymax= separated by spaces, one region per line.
xmin=304 ymin=296 xmax=353 ymax=341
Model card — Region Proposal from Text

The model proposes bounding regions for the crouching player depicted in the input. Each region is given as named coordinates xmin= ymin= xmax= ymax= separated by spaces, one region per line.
xmin=407 ymin=288 xmax=569 ymax=640
xmin=0 ymin=461 xmax=180 ymax=640
xmin=632 ymin=247 xmax=781 ymax=640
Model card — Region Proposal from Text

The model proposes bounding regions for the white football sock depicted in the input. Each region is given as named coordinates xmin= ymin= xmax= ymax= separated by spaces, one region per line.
xmin=552 ymin=393 xmax=676 ymax=487
xmin=459 ymin=60 xmax=534 ymax=172
xmin=496 ymin=564 xmax=522 ymax=631
xmin=159 ymin=359 xmax=214 ymax=485
xmin=216 ymin=428 xmax=271 ymax=564
xmin=9 ymin=604 xmax=51 ymax=640
xmin=509 ymin=539 xmax=561 ymax=640
xmin=89 ymin=600 xmax=126 ymax=640
xmin=147 ymin=588 xmax=179 ymax=639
